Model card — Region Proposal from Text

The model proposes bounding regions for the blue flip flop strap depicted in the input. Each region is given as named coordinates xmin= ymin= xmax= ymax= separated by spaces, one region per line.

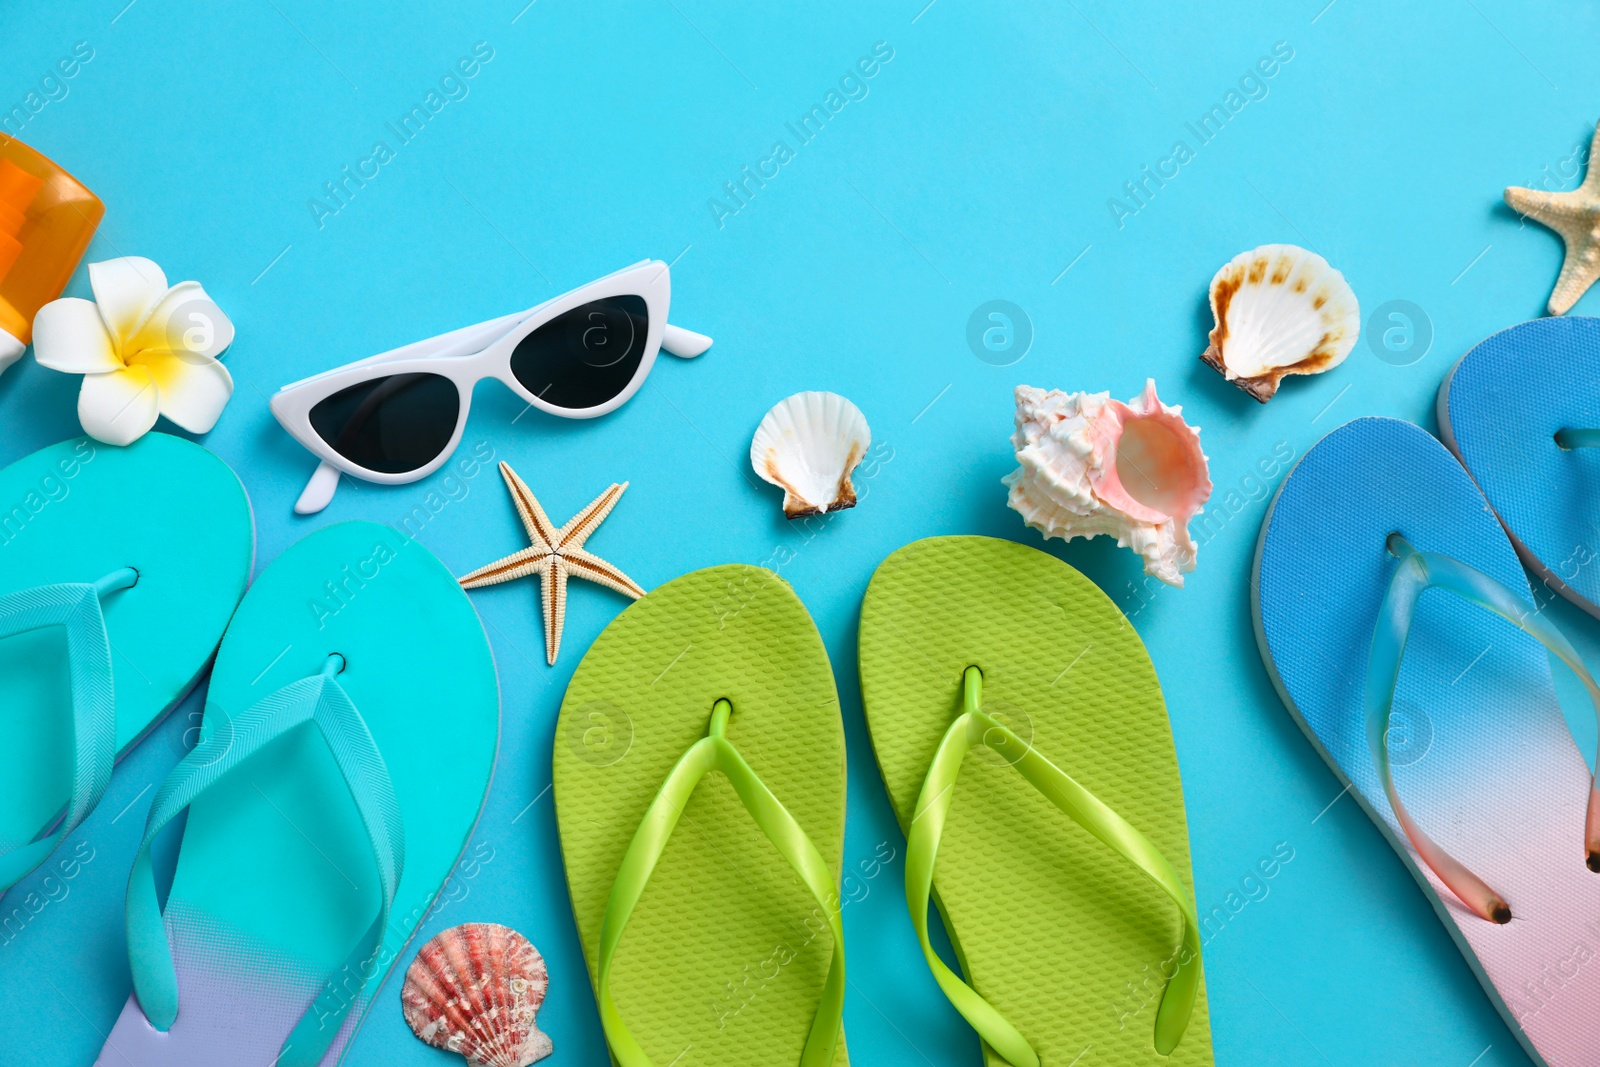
xmin=596 ymin=698 xmax=846 ymax=1067
xmin=125 ymin=659 xmax=405 ymax=1067
xmin=904 ymin=667 xmax=1202 ymax=1067
xmin=1554 ymin=427 xmax=1600 ymax=449
xmin=1367 ymin=538 xmax=1600 ymax=923
xmin=0 ymin=569 xmax=137 ymax=891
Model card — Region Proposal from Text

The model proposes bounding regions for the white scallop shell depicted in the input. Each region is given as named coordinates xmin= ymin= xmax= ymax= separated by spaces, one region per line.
xmin=750 ymin=391 xmax=871 ymax=519
xmin=1200 ymin=243 xmax=1360 ymax=402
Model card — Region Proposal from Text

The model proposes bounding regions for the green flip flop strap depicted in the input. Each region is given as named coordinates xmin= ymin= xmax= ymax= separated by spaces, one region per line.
xmin=1367 ymin=536 xmax=1600 ymax=924
xmin=597 ymin=698 xmax=846 ymax=1067
xmin=906 ymin=667 xmax=1202 ymax=1066
xmin=126 ymin=655 xmax=405 ymax=1067
xmin=0 ymin=568 xmax=138 ymax=891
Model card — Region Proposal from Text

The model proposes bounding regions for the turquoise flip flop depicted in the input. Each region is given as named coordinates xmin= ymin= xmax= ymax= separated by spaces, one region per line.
xmin=95 ymin=521 xmax=499 ymax=1067
xmin=0 ymin=433 xmax=253 ymax=895
xmin=1439 ymin=316 xmax=1600 ymax=615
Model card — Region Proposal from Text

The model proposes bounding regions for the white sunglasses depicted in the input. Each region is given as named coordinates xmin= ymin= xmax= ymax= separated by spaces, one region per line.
xmin=271 ymin=260 xmax=710 ymax=514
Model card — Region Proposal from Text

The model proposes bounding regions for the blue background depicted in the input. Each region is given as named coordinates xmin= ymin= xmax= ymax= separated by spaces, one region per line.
xmin=3 ymin=1 xmax=1599 ymax=1064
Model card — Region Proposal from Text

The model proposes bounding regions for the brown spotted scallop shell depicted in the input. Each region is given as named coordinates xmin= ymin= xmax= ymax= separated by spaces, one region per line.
xmin=1200 ymin=243 xmax=1360 ymax=402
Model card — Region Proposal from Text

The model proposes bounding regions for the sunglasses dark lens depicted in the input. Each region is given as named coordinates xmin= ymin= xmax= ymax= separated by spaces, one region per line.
xmin=308 ymin=372 xmax=460 ymax=474
xmin=509 ymin=295 xmax=649 ymax=409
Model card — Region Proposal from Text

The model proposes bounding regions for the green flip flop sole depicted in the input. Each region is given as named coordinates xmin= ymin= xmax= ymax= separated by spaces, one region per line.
xmin=555 ymin=564 xmax=849 ymax=1066
xmin=858 ymin=536 xmax=1214 ymax=1067
xmin=0 ymin=434 xmax=253 ymax=885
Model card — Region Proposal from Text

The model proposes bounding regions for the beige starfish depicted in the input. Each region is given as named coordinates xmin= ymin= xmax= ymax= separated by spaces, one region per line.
xmin=459 ymin=463 xmax=645 ymax=664
xmin=1506 ymin=121 xmax=1600 ymax=315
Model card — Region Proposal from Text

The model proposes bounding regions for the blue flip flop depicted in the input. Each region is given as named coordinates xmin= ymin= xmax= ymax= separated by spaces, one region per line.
xmin=1439 ymin=316 xmax=1600 ymax=615
xmin=0 ymin=433 xmax=253 ymax=895
xmin=96 ymin=520 xmax=500 ymax=1067
xmin=1253 ymin=416 xmax=1600 ymax=1067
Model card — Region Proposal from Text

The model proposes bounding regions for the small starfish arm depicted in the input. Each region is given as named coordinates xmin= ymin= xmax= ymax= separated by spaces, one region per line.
xmin=559 ymin=482 xmax=629 ymax=551
xmin=1548 ymin=236 xmax=1600 ymax=316
xmin=563 ymin=547 xmax=647 ymax=600
xmin=499 ymin=462 xmax=561 ymax=549
xmin=542 ymin=558 xmax=567 ymax=665
xmin=1504 ymin=183 xmax=1600 ymax=315
xmin=1504 ymin=184 xmax=1588 ymax=224
xmin=458 ymin=545 xmax=552 ymax=589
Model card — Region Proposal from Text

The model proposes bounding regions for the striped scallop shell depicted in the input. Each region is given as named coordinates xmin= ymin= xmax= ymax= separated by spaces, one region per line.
xmin=401 ymin=923 xmax=553 ymax=1067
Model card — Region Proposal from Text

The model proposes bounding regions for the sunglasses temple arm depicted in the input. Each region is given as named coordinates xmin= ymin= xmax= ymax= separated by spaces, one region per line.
xmin=295 ymin=460 xmax=342 ymax=516
xmin=662 ymin=323 xmax=713 ymax=358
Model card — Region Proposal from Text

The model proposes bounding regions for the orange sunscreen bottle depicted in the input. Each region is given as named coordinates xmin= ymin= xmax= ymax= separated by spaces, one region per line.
xmin=0 ymin=139 xmax=103 ymax=371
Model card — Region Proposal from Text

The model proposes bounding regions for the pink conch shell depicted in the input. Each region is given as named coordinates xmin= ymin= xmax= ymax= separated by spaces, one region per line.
xmin=401 ymin=923 xmax=553 ymax=1067
xmin=1003 ymin=379 xmax=1212 ymax=587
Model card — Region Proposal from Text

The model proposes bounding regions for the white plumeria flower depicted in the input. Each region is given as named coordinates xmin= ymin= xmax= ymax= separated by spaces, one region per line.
xmin=32 ymin=256 xmax=235 ymax=446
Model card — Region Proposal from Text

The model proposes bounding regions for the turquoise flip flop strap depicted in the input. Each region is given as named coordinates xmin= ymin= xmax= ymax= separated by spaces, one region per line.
xmin=906 ymin=666 xmax=1202 ymax=1066
xmin=596 ymin=698 xmax=846 ymax=1067
xmin=1367 ymin=535 xmax=1600 ymax=924
xmin=125 ymin=655 xmax=404 ymax=1067
xmin=0 ymin=567 xmax=138 ymax=891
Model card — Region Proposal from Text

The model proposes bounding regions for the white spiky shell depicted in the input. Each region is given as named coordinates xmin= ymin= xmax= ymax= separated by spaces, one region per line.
xmin=1200 ymin=244 xmax=1360 ymax=402
xmin=1003 ymin=380 xmax=1212 ymax=588
xmin=750 ymin=391 xmax=871 ymax=518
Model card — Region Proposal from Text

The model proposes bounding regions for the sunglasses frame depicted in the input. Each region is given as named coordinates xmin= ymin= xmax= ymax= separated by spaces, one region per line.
xmin=271 ymin=260 xmax=707 ymax=513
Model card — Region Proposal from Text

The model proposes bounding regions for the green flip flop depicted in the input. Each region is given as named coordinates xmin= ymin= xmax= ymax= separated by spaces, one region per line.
xmin=554 ymin=565 xmax=848 ymax=1067
xmin=0 ymin=433 xmax=253 ymax=895
xmin=98 ymin=520 xmax=499 ymax=1067
xmin=858 ymin=536 xmax=1213 ymax=1067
